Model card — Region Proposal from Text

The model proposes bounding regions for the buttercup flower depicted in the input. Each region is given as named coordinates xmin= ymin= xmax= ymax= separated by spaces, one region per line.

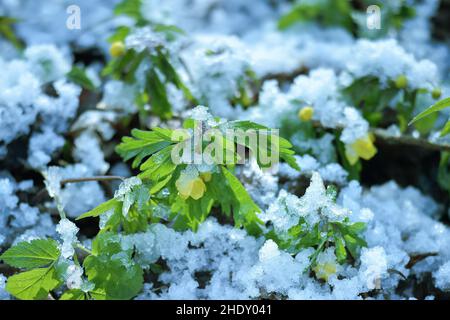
xmin=345 ymin=134 xmax=377 ymax=165
xmin=313 ymin=261 xmax=338 ymax=281
xmin=176 ymin=171 xmax=207 ymax=200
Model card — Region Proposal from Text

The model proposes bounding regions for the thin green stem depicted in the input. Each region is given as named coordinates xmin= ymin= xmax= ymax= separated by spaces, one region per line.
xmin=61 ymin=176 xmax=125 ymax=186
xmin=75 ymin=244 xmax=93 ymax=256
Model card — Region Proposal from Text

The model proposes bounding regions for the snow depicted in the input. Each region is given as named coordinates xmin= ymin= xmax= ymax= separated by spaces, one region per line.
xmin=1 ymin=0 xmax=450 ymax=301
xmin=56 ymin=219 xmax=80 ymax=259
xmin=0 ymin=275 xmax=9 ymax=300
xmin=434 ymin=261 xmax=450 ymax=291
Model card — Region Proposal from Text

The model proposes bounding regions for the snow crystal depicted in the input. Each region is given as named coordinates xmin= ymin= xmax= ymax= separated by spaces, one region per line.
xmin=358 ymin=247 xmax=388 ymax=291
xmin=100 ymin=80 xmax=138 ymax=114
xmin=74 ymin=131 xmax=109 ymax=175
xmin=114 ymin=177 xmax=142 ymax=200
xmin=259 ymin=240 xmax=280 ymax=262
xmin=44 ymin=165 xmax=106 ymax=218
xmin=24 ymin=45 xmax=70 ymax=83
xmin=10 ymin=204 xmax=39 ymax=229
xmin=0 ymin=275 xmax=9 ymax=300
xmin=56 ymin=218 xmax=79 ymax=259
xmin=71 ymin=110 xmax=118 ymax=141
xmin=346 ymin=39 xmax=439 ymax=89
xmin=0 ymin=179 xmax=19 ymax=210
xmin=28 ymin=127 xmax=65 ymax=169
xmin=279 ymin=155 xmax=348 ymax=186
xmin=64 ymin=264 xmax=84 ymax=290
xmin=434 ymin=261 xmax=450 ymax=292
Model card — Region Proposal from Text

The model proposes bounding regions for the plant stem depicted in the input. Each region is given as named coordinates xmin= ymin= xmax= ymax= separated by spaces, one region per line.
xmin=60 ymin=176 xmax=125 ymax=186
xmin=311 ymin=121 xmax=450 ymax=152
xmin=76 ymin=243 xmax=93 ymax=256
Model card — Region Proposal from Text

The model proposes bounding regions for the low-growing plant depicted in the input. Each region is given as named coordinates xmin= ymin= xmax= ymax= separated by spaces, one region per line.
xmin=0 ymin=110 xmax=305 ymax=300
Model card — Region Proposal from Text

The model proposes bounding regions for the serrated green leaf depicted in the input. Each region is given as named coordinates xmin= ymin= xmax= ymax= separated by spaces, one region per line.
xmin=221 ymin=167 xmax=262 ymax=234
xmin=0 ymin=239 xmax=60 ymax=269
xmin=77 ymin=198 xmax=120 ymax=220
xmin=60 ymin=289 xmax=86 ymax=300
xmin=139 ymin=146 xmax=177 ymax=181
xmin=84 ymin=251 xmax=143 ymax=300
xmin=6 ymin=267 xmax=60 ymax=300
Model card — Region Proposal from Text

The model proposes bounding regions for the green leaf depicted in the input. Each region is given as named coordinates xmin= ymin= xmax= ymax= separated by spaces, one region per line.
xmin=438 ymin=152 xmax=450 ymax=193
xmin=84 ymin=233 xmax=143 ymax=300
xmin=334 ymin=237 xmax=347 ymax=263
xmin=0 ymin=16 xmax=23 ymax=49
xmin=440 ymin=120 xmax=450 ymax=137
xmin=67 ymin=66 xmax=96 ymax=91
xmin=278 ymin=0 xmax=353 ymax=32
xmin=60 ymin=289 xmax=86 ymax=300
xmin=154 ymin=50 xmax=195 ymax=102
xmin=153 ymin=24 xmax=185 ymax=38
xmin=146 ymin=68 xmax=172 ymax=119
xmin=0 ymin=239 xmax=60 ymax=269
xmin=91 ymin=232 xmax=122 ymax=256
xmin=221 ymin=167 xmax=262 ymax=234
xmin=114 ymin=0 xmax=144 ymax=22
xmin=296 ymin=226 xmax=321 ymax=249
xmin=409 ymin=97 xmax=450 ymax=124
xmin=77 ymin=198 xmax=120 ymax=220
xmin=224 ymin=121 xmax=299 ymax=171
xmin=413 ymin=111 xmax=438 ymax=135
xmin=348 ymin=222 xmax=367 ymax=234
xmin=139 ymin=146 xmax=177 ymax=181
xmin=116 ymin=129 xmax=172 ymax=166
xmin=108 ymin=26 xmax=130 ymax=43
xmin=6 ymin=267 xmax=60 ymax=300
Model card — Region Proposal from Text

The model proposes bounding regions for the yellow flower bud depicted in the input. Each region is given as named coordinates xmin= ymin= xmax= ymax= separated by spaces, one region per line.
xmin=110 ymin=41 xmax=126 ymax=58
xmin=313 ymin=262 xmax=337 ymax=281
xmin=395 ymin=74 xmax=408 ymax=89
xmin=432 ymin=88 xmax=442 ymax=100
xmin=298 ymin=106 xmax=314 ymax=122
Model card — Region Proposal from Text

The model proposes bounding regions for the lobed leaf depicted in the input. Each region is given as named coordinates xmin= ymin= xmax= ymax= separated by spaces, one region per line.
xmin=0 ymin=239 xmax=60 ymax=269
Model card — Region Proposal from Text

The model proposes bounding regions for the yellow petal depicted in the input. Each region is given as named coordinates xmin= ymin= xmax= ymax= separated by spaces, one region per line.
xmin=345 ymin=144 xmax=359 ymax=166
xmin=200 ymin=172 xmax=212 ymax=182
xmin=190 ymin=178 xmax=206 ymax=200
xmin=352 ymin=137 xmax=377 ymax=161
xmin=176 ymin=178 xmax=194 ymax=198
xmin=313 ymin=262 xmax=337 ymax=281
